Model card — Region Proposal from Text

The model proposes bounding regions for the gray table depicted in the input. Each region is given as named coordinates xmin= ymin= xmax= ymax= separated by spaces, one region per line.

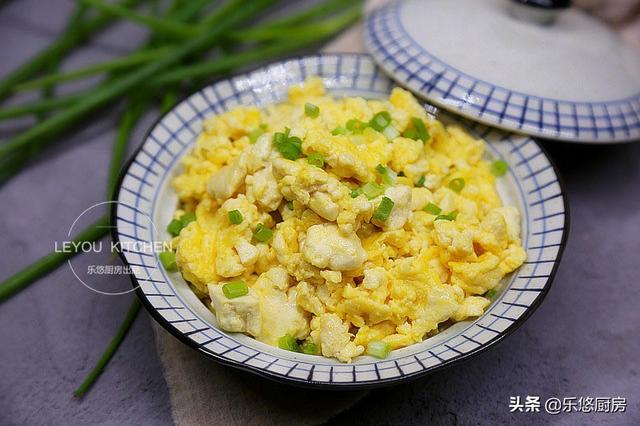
xmin=0 ymin=1 xmax=638 ymax=425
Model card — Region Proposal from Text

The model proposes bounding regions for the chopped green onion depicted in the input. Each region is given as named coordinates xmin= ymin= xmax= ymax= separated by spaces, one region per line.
xmin=403 ymin=128 xmax=418 ymax=140
xmin=248 ymin=126 xmax=265 ymax=143
xmin=253 ymin=223 xmax=273 ymax=242
xmin=222 ymin=280 xmax=249 ymax=299
xmin=166 ymin=219 xmax=183 ymax=236
xmin=361 ymin=182 xmax=385 ymax=199
xmin=373 ymin=196 xmax=395 ymax=222
xmin=369 ymin=111 xmax=391 ymax=131
xmin=366 ymin=340 xmax=391 ymax=359
xmin=307 ymin=152 xmax=325 ymax=168
xmin=346 ymin=118 xmax=368 ymax=134
xmin=180 ymin=212 xmax=196 ymax=227
xmin=416 ymin=175 xmax=426 ymax=187
xmin=435 ymin=210 xmax=459 ymax=221
xmin=350 ymin=188 xmax=361 ymax=198
xmin=301 ymin=341 xmax=318 ymax=355
xmin=331 ymin=126 xmax=348 ymax=136
xmin=491 ymin=159 xmax=509 ymax=176
xmin=167 ymin=211 xmax=195 ymax=237
xmin=411 ymin=117 xmax=430 ymax=142
xmin=304 ymin=102 xmax=320 ymax=118
xmin=375 ymin=164 xmax=395 ymax=185
xmin=286 ymin=200 xmax=294 ymax=210
xmin=278 ymin=334 xmax=300 ymax=352
xmin=423 ymin=203 xmax=442 ymax=215
xmin=159 ymin=251 xmax=177 ymax=271
xmin=228 ymin=209 xmax=243 ymax=224
xmin=273 ymin=130 xmax=302 ymax=160
xmin=382 ymin=125 xmax=400 ymax=141
xmin=448 ymin=178 xmax=465 ymax=193
xmin=484 ymin=288 xmax=498 ymax=299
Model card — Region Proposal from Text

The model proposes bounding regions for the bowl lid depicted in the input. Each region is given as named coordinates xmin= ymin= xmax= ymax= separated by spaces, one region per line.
xmin=364 ymin=0 xmax=640 ymax=143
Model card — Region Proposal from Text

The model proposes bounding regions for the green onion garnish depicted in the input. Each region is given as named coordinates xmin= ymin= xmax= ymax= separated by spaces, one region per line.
xmin=301 ymin=341 xmax=318 ymax=355
xmin=361 ymin=182 xmax=385 ymax=199
xmin=366 ymin=340 xmax=391 ymax=359
xmin=423 ymin=203 xmax=442 ymax=215
xmin=166 ymin=219 xmax=183 ymax=237
xmin=181 ymin=212 xmax=196 ymax=226
xmin=346 ymin=118 xmax=368 ymax=134
xmin=331 ymin=126 xmax=348 ymax=136
xmin=373 ymin=196 xmax=395 ymax=222
xmin=448 ymin=178 xmax=465 ymax=193
xmin=484 ymin=288 xmax=498 ymax=299
xmin=403 ymin=129 xmax=418 ymax=140
xmin=307 ymin=152 xmax=325 ymax=168
xmin=305 ymin=102 xmax=320 ymax=118
xmin=412 ymin=117 xmax=430 ymax=142
xmin=435 ymin=210 xmax=459 ymax=221
xmin=222 ymin=280 xmax=248 ymax=299
xmin=369 ymin=111 xmax=392 ymax=131
xmin=491 ymin=159 xmax=509 ymax=176
xmin=278 ymin=334 xmax=300 ymax=352
xmin=416 ymin=175 xmax=426 ymax=187
xmin=375 ymin=164 xmax=395 ymax=185
xmin=273 ymin=128 xmax=302 ymax=160
xmin=227 ymin=209 xmax=243 ymax=225
xmin=248 ymin=126 xmax=265 ymax=143
xmin=253 ymin=223 xmax=273 ymax=242
xmin=286 ymin=200 xmax=294 ymax=210
xmin=350 ymin=188 xmax=361 ymax=198
xmin=159 ymin=251 xmax=177 ymax=272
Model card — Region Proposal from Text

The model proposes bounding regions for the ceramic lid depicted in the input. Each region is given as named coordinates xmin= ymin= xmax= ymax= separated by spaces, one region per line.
xmin=364 ymin=0 xmax=640 ymax=143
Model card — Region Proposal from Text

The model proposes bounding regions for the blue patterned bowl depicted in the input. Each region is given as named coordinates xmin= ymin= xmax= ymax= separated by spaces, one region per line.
xmin=112 ymin=54 xmax=568 ymax=388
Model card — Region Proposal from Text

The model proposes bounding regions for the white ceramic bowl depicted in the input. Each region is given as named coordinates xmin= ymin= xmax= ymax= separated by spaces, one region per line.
xmin=112 ymin=54 xmax=568 ymax=388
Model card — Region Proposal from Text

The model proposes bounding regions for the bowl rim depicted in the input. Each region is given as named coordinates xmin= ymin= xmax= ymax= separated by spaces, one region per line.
xmin=111 ymin=53 xmax=570 ymax=389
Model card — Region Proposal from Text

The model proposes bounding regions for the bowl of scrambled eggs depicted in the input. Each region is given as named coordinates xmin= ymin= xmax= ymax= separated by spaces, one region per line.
xmin=113 ymin=54 xmax=568 ymax=387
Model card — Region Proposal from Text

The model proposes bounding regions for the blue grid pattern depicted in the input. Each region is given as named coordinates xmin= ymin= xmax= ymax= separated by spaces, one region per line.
xmin=112 ymin=54 xmax=567 ymax=387
xmin=364 ymin=4 xmax=640 ymax=144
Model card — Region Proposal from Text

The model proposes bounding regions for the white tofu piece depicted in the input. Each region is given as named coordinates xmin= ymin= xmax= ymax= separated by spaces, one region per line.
xmin=208 ymin=284 xmax=261 ymax=337
xmin=301 ymin=223 xmax=367 ymax=271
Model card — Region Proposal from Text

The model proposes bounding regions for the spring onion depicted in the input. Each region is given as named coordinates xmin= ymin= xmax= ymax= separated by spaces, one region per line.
xmin=361 ymin=182 xmax=385 ymax=199
xmin=367 ymin=340 xmax=391 ymax=359
xmin=376 ymin=164 xmax=396 ymax=185
xmin=307 ymin=152 xmax=325 ymax=168
xmin=382 ymin=125 xmax=400 ymax=141
xmin=491 ymin=159 xmax=509 ymax=176
xmin=222 ymin=280 xmax=249 ymax=299
xmin=253 ymin=223 xmax=273 ymax=243
xmin=248 ymin=125 xmax=266 ymax=143
xmin=305 ymin=102 xmax=320 ymax=118
xmin=416 ymin=175 xmax=426 ymax=187
xmin=403 ymin=117 xmax=430 ymax=142
xmin=228 ymin=210 xmax=243 ymax=225
xmin=448 ymin=178 xmax=465 ymax=193
xmin=373 ymin=196 xmax=395 ymax=222
xmin=286 ymin=200 xmax=294 ymax=210
xmin=273 ymin=128 xmax=303 ymax=160
xmin=301 ymin=341 xmax=318 ymax=355
xmin=423 ymin=203 xmax=442 ymax=215
xmin=369 ymin=110 xmax=391 ymax=131
xmin=485 ymin=289 xmax=498 ymax=299
xmin=350 ymin=188 xmax=361 ymax=198
xmin=159 ymin=251 xmax=178 ymax=271
xmin=435 ymin=210 xmax=459 ymax=221
xmin=73 ymin=297 xmax=141 ymax=398
xmin=332 ymin=126 xmax=348 ymax=135
xmin=278 ymin=334 xmax=301 ymax=352
xmin=346 ymin=118 xmax=368 ymax=134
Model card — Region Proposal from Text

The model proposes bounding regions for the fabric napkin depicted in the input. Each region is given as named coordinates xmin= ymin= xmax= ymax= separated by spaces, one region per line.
xmin=151 ymin=1 xmax=638 ymax=424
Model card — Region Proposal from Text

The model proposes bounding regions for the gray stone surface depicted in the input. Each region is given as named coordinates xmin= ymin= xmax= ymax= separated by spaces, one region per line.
xmin=0 ymin=1 xmax=638 ymax=425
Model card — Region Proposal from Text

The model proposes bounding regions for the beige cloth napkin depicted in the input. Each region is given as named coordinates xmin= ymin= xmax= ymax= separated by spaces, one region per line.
xmin=151 ymin=1 xmax=639 ymax=425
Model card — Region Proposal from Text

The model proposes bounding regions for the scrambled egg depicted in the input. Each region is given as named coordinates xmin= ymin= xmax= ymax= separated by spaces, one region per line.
xmin=170 ymin=78 xmax=526 ymax=362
